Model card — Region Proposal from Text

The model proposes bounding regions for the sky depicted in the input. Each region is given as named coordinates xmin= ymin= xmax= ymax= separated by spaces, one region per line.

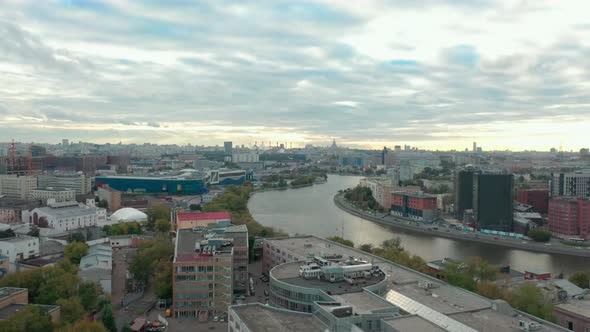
xmin=0 ymin=0 xmax=589 ymax=151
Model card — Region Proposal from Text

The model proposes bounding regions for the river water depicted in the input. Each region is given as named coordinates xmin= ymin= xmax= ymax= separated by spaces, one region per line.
xmin=249 ymin=174 xmax=588 ymax=276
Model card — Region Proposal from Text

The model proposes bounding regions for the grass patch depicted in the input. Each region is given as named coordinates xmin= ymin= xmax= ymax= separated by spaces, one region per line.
xmin=561 ymin=241 xmax=590 ymax=247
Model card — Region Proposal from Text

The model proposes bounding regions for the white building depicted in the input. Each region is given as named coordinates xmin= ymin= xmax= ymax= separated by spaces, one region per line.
xmin=0 ymin=175 xmax=37 ymax=199
xmin=37 ymin=173 xmax=92 ymax=195
xmin=232 ymin=151 xmax=259 ymax=163
xmin=0 ymin=235 xmax=39 ymax=268
xmin=550 ymin=172 xmax=590 ymax=198
xmin=78 ymin=244 xmax=112 ymax=293
xmin=28 ymin=200 xmax=106 ymax=232
xmin=30 ymin=188 xmax=76 ymax=204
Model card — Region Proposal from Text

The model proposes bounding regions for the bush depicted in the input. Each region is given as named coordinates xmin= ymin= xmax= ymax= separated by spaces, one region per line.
xmin=528 ymin=228 xmax=551 ymax=242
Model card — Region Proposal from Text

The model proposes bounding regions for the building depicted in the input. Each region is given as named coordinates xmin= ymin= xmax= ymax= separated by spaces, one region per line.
xmin=339 ymin=155 xmax=365 ymax=168
xmin=173 ymin=211 xmax=231 ymax=231
xmin=0 ymin=175 xmax=37 ymax=199
xmin=516 ymin=189 xmax=549 ymax=214
xmin=224 ymin=141 xmax=233 ymax=154
xmin=28 ymin=200 xmax=107 ymax=233
xmin=208 ymin=169 xmax=246 ymax=185
xmin=548 ymin=197 xmax=590 ymax=240
xmin=30 ymin=188 xmax=76 ymax=204
xmin=0 ymin=198 xmax=41 ymax=224
xmin=172 ymin=226 xmax=235 ymax=319
xmin=222 ymin=225 xmax=249 ymax=295
xmin=78 ymin=244 xmax=112 ymax=293
xmin=229 ymin=303 xmax=328 ymax=332
xmin=37 ymin=173 xmax=92 ymax=195
xmin=0 ymin=288 xmax=60 ymax=323
xmin=109 ymin=207 xmax=147 ymax=224
xmin=454 ymin=169 xmax=475 ymax=220
xmin=231 ymin=151 xmax=259 ymax=163
xmin=97 ymin=186 xmax=121 ymax=211
xmin=95 ymin=175 xmax=207 ymax=195
xmin=473 ymin=173 xmax=514 ymax=231
xmin=554 ymin=298 xmax=590 ymax=332
xmin=259 ymin=236 xmax=565 ymax=332
xmin=391 ymin=191 xmax=438 ymax=222
xmin=0 ymin=236 xmax=39 ymax=268
xmin=551 ymin=172 xmax=590 ymax=198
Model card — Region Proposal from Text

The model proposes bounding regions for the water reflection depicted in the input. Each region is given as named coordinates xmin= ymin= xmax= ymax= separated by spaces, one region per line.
xmin=249 ymin=174 xmax=587 ymax=275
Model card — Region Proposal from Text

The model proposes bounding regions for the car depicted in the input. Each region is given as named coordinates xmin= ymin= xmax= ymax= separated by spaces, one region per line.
xmin=522 ymin=241 xmax=528 ymax=244
xmin=493 ymin=237 xmax=499 ymax=240
xmin=213 ymin=316 xmax=219 ymax=322
xmin=544 ymin=243 xmax=552 ymax=246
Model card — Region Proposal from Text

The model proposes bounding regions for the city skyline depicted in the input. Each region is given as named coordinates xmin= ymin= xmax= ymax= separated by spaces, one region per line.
xmin=1 ymin=1 xmax=590 ymax=150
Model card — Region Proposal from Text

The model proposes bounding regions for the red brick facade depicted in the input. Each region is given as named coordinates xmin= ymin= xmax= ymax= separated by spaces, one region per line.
xmin=516 ymin=189 xmax=549 ymax=214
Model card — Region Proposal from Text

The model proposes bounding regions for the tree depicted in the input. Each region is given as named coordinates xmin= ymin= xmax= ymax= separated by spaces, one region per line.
xmin=569 ymin=272 xmax=590 ymax=289
xmin=64 ymin=242 xmax=89 ymax=265
xmin=155 ymin=219 xmax=171 ymax=233
xmin=97 ymin=200 xmax=109 ymax=209
xmin=78 ymin=281 xmax=99 ymax=312
xmin=510 ymin=282 xmax=554 ymax=320
xmin=465 ymin=256 xmax=497 ymax=282
xmin=528 ymin=228 xmax=551 ymax=242
xmin=359 ymin=243 xmax=373 ymax=253
xmin=189 ymin=204 xmax=201 ymax=211
xmin=120 ymin=326 xmax=133 ymax=332
xmin=70 ymin=232 xmax=86 ymax=243
xmin=443 ymin=261 xmax=477 ymax=292
xmin=146 ymin=204 xmax=171 ymax=230
xmin=326 ymin=236 xmax=354 ymax=247
xmin=55 ymin=321 xmax=108 ymax=332
xmin=100 ymin=304 xmax=117 ymax=332
xmin=476 ymin=281 xmax=503 ymax=299
xmin=153 ymin=260 xmax=172 ymax=299
xmin=56 ymin=297 xmax=85 ymax=323
xmin=0 ymin=305 xmax=54 ymax=332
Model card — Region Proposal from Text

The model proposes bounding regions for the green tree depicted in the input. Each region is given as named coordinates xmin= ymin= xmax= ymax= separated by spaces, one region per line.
xmin=528 ymin=228 xmax=551 ymax=242
xmin=100 ymin=304 xmax=117 ymax=332
xmin=97 ymin=200 xmax=109 ymax=209
xmin=146 ymin=204 xmax=171 ymax=230
xmin=56 ymin=297 xmax=85 ymax=323
xmin=64 ymin=242 xmax=89 ymax=265
xmin=70 ymin=232 xmax=86 ymax=243
xmin=56 ymin=321 xmax=108 ymax=332
xmin=78 ymin=281 xmax=99 ymax=312
xmin=443 ymin=261 xmax=477 ymax=292
xmin=189 ymin=203 xmax=201 ymax=211
xmin=153 ymin=260 xmax=172 ymax=299
xmin=326 ymin=236 xmax=354 ymax=247
xmin=569 ymin=272 xmax=590 ymax=289
xmin=510 ymin=282 xmax=554 ymax=320
xmin=155 ymin=219 xmax=171 ymax=233
xmin=465 ymin=256 xmax=497 ymax=282
xmin=0 ymin=305 xmax=54 ymax=332
xmin=476 ymin=281 xmax=503 ymax=299
xmin=359 ymin=243 xmax=373 ymax=253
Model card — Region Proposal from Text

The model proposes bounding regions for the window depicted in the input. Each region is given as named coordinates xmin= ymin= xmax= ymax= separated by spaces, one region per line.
xmin=568 ymin=321 xmax=574 ymax=330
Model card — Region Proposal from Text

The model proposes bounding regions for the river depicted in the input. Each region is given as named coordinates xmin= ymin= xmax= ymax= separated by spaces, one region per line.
xmin=249 ymin=174 xmax=588 ymax=276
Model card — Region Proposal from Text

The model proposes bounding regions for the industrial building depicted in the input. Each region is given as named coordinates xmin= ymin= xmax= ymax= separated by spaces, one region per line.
xmin=172 ymin=222 xmax=248 ymax=319
xmin=473 ymin=173 xmax=514 ymax=231
xmin=95 ymin=175 xmax=207 ymax=195
xmin=208 ymin=169 xmax=247 ymax=185
xmin=28 ymin=200 xmax=107 ymax=233
xmin=0 ymin=235 xmax=39 ymax=267
xmin=37 ymin=173 xmax=92 ymax=195
xmin=548 ymin=197 xmax=590 ymax=240
xmin=78 ymin=244 xmax=113 ymax=293
xmin=550 ymin=172 xmax=590 ymax=198
xmin=254 ymin=236 xmax=565 ymax=332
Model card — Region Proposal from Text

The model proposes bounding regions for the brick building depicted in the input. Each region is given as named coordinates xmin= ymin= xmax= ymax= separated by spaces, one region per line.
xmin=516 ymin=189 xmax=549 ymax=214
xmin=391 ymin=191 xmax=438 ymax=222
xmin=548 ymin=197 xmax=590 ymax=239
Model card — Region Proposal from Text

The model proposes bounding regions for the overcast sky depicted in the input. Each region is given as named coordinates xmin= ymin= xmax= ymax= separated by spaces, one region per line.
xmin=1 ymin=0 xmax=589 ymax=150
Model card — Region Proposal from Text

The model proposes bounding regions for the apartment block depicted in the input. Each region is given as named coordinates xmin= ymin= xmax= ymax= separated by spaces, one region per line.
xmin=37 ymin=173 xmax=92 ymax=195
xmin=548 ymin=197 xmax=590 ymax=239
xmin=551 ymin=172 xmax=590 ymax=198
xmin=0 ymin=175 xmax=37 ymax=199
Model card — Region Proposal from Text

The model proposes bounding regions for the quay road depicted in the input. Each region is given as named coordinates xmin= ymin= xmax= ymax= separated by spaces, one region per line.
xmin=333 ymin=193 xmax=590 ymax=258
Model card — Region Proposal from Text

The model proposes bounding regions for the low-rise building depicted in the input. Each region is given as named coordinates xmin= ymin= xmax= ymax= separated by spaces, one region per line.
xmin=516 ymin=189 xmax=549 ymax=214
xmin=78 ymin=244 xmax=112 ymax=293
xmin=391 ymin=191 xmax=438 ymax=222
xmin=0 ymin=287 xmax=60 ymax=322
xmin=97 ymin=186 xmax=121 ymax=211
xmin=0 ymin=198 xmax=41 ymax=224
xmin=0 ymin=235 xmax=39 ymax=268
xmin=554 ymin=298 xmax=590 ymax=332
xmin=173 ymin=211 xmax=231 ymax=231
xmin=548 ymin=197 xmax=590 ymax=240
xmin=28 ymin=200 xmax=107 ymax=233
xmin=30 ymin=188 xmax=76 ymax=204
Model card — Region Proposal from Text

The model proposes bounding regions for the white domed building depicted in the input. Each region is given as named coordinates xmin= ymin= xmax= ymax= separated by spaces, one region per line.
xmin=109 ymin=208 xmax=148 ymax=223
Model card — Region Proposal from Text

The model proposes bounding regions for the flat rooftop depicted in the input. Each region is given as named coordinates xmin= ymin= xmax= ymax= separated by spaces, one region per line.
xmin=0 ymin=304 xmax=59 ymax=320
xmin=555 ymin=299 xmax=590 ymax=318
xmin=449 ymin=308 xmax=564 ymax=332
xmin=231 ymin=303 xmax=327 ymax=332
xmin=175 ymin=228 xmax=233 ymax=261
xmin=0 ymin=287 xmax=26 ymax=301
xmin=382 ymin=315 xmax=446 ymax=332
xmin=332 ymin=291 xmax=395 ymax=314
xmin=272 ymin=262 xmax=385 ymax=296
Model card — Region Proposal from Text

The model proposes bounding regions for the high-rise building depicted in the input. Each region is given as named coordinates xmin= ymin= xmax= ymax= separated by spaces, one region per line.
xmin=548 ymin=197 xmax=590 ymax=240
xmin=0 ymin=175 xmax=37 ymax=199
xmin=473 ymin=142 xmax=477 ymax=152
xmin=381 ymin=146 xmax=387 ymax=165
xmin=38 ymin=173 xmax=92 ymax=195
xmin=550 ymin=172 xmax=590 ymax=198
xmin=454 ymin=169 xmax=475 ymax=220
xmin=224 ymin=141 xmax=233 ymax=154
xmin=62 ymin=139 xmax=69 ymax=146
xmin=473 ymin=173 xmax=513 ymax=231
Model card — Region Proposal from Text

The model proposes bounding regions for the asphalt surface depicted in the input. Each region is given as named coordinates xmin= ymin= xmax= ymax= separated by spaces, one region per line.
xmin=334 ymin=193 xmax=590 ymax=257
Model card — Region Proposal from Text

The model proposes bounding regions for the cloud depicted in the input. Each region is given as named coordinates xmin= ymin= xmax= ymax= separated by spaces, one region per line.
xmin=0 ymin=1 xmax=589 ymax=150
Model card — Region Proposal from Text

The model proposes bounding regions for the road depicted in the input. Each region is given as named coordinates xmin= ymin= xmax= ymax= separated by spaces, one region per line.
xmin=334 ymin=193 xmax=590 ymax=257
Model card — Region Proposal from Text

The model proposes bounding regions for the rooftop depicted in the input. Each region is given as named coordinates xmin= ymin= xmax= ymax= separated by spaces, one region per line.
xmin=0 ymin=235 xmax=36 ymax=244
xmin=175 ymin=228 xmax=234 ymax=262
xmin=555 ymin=299 xmax=590 ymax=317
xmin=34 ymin=202 xmax=101 ymax=218
xmin=176 ymin=211 xmax=231 ymax=222
xmin=382 ymin=315 xmax=446 ymax=332
xmin=0 ymin=304 xmax=60 ymax=320
xmin=230 ymin=303 xmax=328 ymax=332
xmin=0 ymin=287 xmax=27 ymax=301
xmin=332 ymin=291 xmax=395 ymax=314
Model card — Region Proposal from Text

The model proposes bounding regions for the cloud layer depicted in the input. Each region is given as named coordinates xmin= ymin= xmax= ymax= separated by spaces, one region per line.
xmin=0 ymin=0 xmax=589 ymax=150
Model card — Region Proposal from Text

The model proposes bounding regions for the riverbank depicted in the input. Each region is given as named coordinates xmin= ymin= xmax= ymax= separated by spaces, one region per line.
xmin=334 ymin=192 xmax=590 ymax=258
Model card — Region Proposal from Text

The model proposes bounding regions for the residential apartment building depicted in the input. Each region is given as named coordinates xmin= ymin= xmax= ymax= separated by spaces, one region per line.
xmin=548 ymin=197 xmax=590 ymax=239
xmin=0 ymin=175 xmax=37 ymax=199
xmin=551 ymin=172 xmax=590 ymax=198
xmin=37 ymin=173 xmax=92 ymax=195
xmin=172 ymin=227 xmax=235 ymax=319
xmin=391 ymin=191 xmax=439 ymax=222
xmin=97 ymin=186 xmax=121 ymax=211
xmin=516 ymin=189 xmax=549 ymax=214
xmin=473 ymin=173 xmax=514 ymax=231
xmin=28 ymin=200 xmax=107 ymax=232
xmin=30 ymin=188 xmax=76 ymax=204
